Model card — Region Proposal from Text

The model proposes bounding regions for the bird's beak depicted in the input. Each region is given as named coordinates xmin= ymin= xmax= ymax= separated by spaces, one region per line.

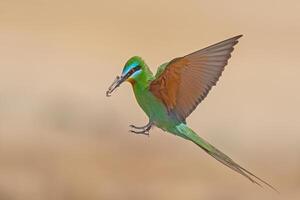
xmin=106 ymin=75 xmax=127 ymax=97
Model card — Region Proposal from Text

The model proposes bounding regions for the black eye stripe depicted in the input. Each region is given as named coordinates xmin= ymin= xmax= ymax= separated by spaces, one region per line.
xmin=126 ymin=65 xmax=141 ymax=77
xmin=132 ymin=65 xmax=141 ymax=72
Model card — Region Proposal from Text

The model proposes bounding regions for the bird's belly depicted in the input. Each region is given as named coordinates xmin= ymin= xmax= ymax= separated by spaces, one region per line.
xmin=135 ymin=91 xmax=164 ymax=119
xmin=135 ymin=91 xmax=179 ymax=130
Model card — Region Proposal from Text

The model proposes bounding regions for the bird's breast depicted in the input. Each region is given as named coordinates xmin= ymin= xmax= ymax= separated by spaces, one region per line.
xmin=133 ymin=85 xmax=179 ymax=129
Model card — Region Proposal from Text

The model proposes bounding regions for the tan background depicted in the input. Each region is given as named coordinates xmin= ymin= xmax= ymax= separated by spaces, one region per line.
xmin=0 ymin=0 xmax=299 ymax=199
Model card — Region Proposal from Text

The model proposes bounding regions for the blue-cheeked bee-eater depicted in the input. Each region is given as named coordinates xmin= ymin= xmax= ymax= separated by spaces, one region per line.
xmin=106 ymin=35 xmax=277 ymax=192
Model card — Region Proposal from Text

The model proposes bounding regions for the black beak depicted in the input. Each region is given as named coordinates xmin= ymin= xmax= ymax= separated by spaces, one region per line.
xmin=106 ymin=75 xmax=127 ymax=97
xmin=106 ymin=65 xmax=141 ymax=97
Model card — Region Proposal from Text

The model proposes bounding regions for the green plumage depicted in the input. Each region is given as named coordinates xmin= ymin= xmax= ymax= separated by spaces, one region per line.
xmin=106 ymin=35 xmax=277 ymax=192
xmin=130 ymin=61 xmax=276 ymax=191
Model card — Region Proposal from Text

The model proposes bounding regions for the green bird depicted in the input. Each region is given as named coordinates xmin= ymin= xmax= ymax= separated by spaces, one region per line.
xmin=106 ymin=35 xmax=277 ymax=191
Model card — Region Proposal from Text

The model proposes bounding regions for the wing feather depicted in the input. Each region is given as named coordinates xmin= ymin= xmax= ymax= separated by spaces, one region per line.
xmin=150 ymin=35 xmax=242 ymax=122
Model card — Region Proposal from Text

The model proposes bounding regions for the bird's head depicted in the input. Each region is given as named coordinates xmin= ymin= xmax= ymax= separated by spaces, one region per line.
xmin=106 ymin=56 xmax=145 ymax=97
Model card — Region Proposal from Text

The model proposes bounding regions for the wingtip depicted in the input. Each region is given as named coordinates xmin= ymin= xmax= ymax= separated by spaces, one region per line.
xmin=219 ymin=34 xmax=243 ymax=45
xmin=233 ymin=34 xmax=243 ymax=40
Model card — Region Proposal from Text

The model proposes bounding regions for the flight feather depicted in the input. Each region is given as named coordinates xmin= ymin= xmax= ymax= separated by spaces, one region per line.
xmin=150 ymin=35 xmax=243 ymax=122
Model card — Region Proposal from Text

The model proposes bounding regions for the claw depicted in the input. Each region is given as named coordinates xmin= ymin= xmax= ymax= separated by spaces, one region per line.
xmin=128 ymin=121 xmax=153 ymax=136
xmin=129 ymin=129 xmax=150 ymax=136
xmin=129 ymin=124 xmax=137 ymax=129
xmin=129 ymin=121 xmax=153 ymax=130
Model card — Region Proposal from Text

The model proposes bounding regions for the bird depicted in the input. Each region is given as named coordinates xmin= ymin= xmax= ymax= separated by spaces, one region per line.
xmin=106 ymin=35 xmax=277 ymax=192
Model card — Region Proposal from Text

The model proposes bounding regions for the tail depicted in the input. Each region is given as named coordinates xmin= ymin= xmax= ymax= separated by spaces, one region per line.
xmin=173 ymin=123 xmax=278 ymax=193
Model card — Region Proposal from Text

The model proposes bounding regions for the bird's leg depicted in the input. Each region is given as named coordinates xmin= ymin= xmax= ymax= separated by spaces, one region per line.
xmin=129 ymin=121 xmax=153 ymax=136
xmin=129 ymin=121 xmax=152 ymax=129
xmin=129 ymin=125 xmax=152 ymax=135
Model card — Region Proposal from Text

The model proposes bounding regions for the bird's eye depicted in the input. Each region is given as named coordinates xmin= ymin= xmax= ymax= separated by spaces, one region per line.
xmin=126 ymin=65 xmax=141 ymax=78
xmin=133 ymin=66 xmax=141 ymax=72
xmin=131 ymin=66 xmax=141 ymax=73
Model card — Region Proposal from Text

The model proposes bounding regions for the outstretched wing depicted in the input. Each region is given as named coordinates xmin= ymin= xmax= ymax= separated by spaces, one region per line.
xmin=149 ymin=35 xmax=242 ymax=122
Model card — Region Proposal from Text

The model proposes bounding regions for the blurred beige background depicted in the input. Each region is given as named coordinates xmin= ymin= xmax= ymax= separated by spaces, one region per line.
xmin=0 ymin=0 xmax=299 ymax=199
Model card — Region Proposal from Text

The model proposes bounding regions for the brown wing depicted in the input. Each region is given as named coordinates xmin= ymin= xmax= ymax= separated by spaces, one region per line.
xmin=149 ymin=35 xmax=242 ymax=122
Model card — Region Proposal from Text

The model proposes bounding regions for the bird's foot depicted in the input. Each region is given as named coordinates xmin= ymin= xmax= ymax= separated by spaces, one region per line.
xmin=129 ymin=129 xmax=150 ymax=136
xmin=129 ymin=122 xmax=151 ymax=129
xmin=129 ymin=122 xmax=152 ymax=136
xmin=129 ymin=124 xmax=144 ymax=129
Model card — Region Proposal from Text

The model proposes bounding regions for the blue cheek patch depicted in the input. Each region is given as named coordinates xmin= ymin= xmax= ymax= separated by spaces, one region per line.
xmin=130 ymin=69 xmax=142 ymax=79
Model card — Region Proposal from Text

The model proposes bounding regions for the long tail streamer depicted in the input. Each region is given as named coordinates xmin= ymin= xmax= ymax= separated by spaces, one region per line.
xmin=174 ymin=123 xmax=278 ymax=193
